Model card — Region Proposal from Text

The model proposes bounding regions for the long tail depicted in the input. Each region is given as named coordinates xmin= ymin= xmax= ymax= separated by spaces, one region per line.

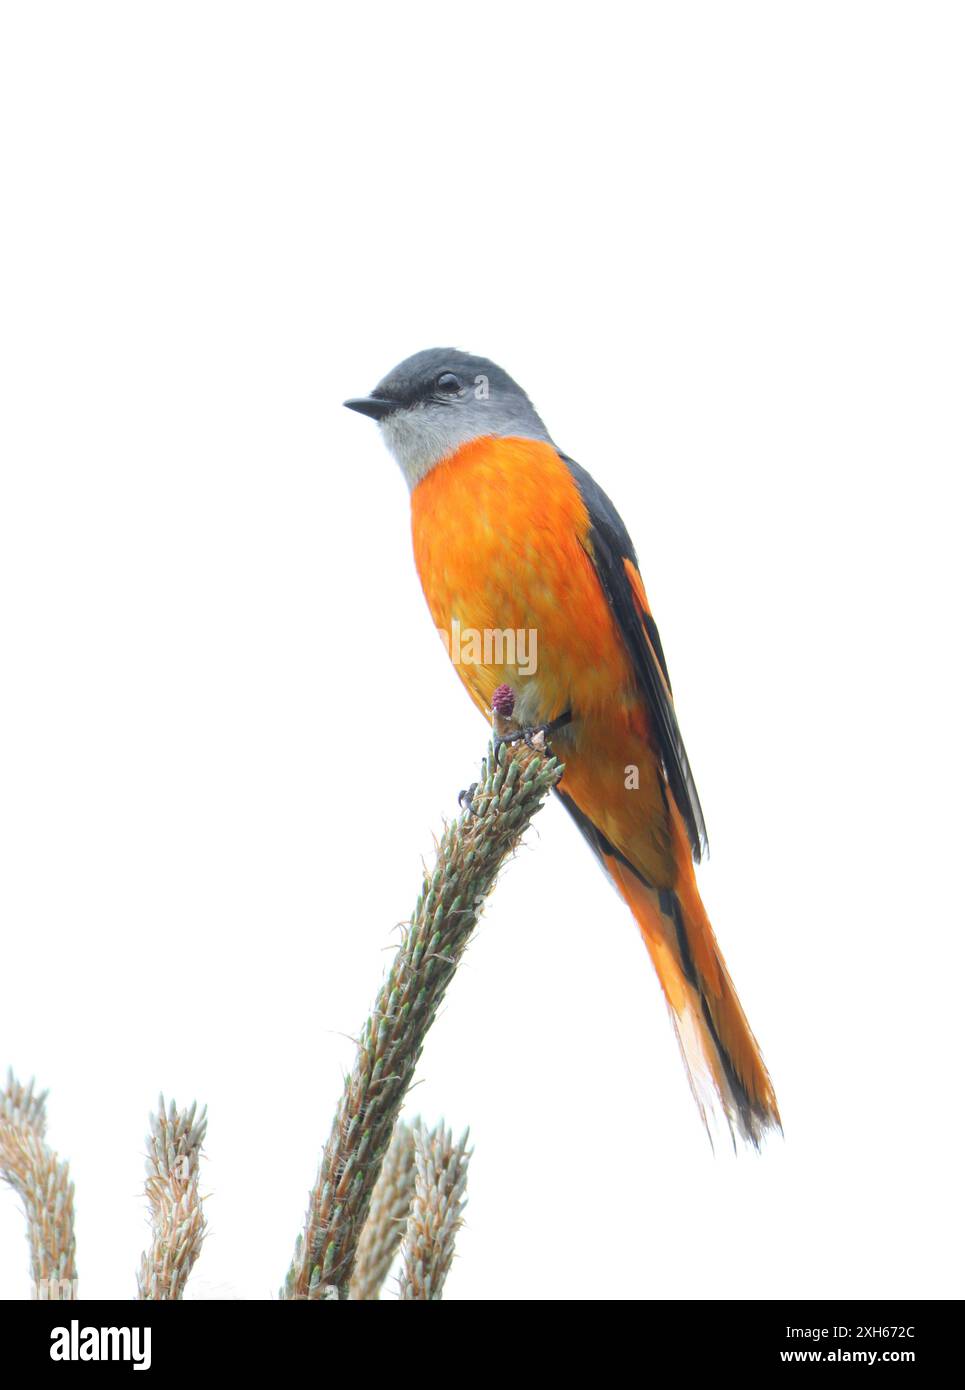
xmin=559 ymin=793 xmax=781 ymax=1148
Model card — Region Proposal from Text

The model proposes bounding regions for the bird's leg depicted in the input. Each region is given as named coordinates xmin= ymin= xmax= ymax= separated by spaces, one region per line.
xmin=531 ymin=709 xmax=573 ymax=743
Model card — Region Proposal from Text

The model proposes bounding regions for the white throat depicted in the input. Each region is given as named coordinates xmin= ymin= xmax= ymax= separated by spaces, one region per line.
xmin=379 ymin=402 xmax=551 ymax=490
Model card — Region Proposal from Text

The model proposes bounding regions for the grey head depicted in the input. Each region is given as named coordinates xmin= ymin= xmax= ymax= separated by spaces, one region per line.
xmin=344 ymin=348 xmax=552 ymax=489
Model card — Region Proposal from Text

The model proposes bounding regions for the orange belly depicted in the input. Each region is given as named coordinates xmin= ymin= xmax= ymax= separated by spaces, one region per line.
xmin=411 ymin=435 xmax=677 ymax=886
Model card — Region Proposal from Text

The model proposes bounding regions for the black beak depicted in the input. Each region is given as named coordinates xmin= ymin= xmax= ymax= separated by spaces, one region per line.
xmin=343 ymin=395 xmax=397 ymax=421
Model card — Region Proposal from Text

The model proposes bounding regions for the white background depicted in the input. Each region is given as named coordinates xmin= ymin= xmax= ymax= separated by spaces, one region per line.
xmin=1 ymin=2 xmax=962 ymax=1301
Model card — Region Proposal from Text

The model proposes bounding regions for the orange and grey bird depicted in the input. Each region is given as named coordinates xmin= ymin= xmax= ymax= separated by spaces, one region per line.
xmin=345 ymin=349 xmax=780 ymax=1146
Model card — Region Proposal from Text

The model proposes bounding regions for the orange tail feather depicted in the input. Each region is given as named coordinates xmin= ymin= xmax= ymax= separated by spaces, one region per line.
xmin=603 ymin=833 xmax=781 ymax=1148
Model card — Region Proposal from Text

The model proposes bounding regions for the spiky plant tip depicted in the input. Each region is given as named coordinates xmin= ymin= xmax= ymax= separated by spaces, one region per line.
xmin=283 ymin=732 xmax=560 ymax=1300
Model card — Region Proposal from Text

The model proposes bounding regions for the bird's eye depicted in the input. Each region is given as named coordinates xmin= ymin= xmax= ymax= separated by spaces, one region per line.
xmin=436 ymin=372 xmax=462 ymax=394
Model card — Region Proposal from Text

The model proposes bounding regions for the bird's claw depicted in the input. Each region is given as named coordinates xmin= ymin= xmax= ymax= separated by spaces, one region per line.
xmin=458 ymin=783 xmax=479 ymax=815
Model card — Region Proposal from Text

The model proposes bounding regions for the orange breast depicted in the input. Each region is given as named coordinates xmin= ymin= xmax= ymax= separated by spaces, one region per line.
xmin=410 ymin=436 xmax=635 ymax=723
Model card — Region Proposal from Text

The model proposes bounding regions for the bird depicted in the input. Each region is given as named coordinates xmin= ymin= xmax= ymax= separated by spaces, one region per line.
xmin=345 ymin=348 xmax=780 ymax=1147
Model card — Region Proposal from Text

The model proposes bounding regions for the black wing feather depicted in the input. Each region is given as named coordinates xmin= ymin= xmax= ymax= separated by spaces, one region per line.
xmin=560 ymin=452 xmax=709 ymax=862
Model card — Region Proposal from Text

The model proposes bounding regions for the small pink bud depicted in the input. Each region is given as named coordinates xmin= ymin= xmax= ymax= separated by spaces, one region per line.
xmin=492 ymin=683 xmax=516 ymax=718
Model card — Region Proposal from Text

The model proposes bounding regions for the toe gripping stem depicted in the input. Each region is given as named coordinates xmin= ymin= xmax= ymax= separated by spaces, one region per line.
xmin=459 ymin=709 xmax=571 ymax=816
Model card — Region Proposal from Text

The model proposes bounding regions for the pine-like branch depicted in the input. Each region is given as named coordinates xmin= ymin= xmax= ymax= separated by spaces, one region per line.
xmin=399 ymin=1119 xmax=471 ymax=1300
xmin=0 ymin=1069 xmax=77 ymax=1300
xmin=282 ymin=731 xmax=564 ymax=1300
xmin=349 ymin=1119 xmax=417 ymax=1300
xmin=136 ymin=1095 xmax=208 ymax=1300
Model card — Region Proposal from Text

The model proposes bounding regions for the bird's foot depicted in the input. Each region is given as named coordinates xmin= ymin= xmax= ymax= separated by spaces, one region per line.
xmin=494 ymin=710 xmax=573 ymax=757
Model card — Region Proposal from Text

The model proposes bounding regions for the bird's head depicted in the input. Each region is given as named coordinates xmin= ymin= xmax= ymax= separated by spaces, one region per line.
xmin=344 ymin=348 xmax=550 ymax=488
